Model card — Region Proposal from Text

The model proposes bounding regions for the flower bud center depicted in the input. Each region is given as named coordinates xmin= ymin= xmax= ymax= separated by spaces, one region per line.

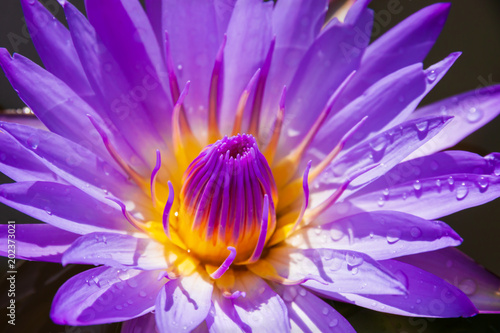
xmin=178 ymin=134 xmax=277 ymax=265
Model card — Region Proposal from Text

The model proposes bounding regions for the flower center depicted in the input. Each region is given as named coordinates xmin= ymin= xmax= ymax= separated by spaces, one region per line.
xmin=177 ymin=134 xmax=277 ymax=265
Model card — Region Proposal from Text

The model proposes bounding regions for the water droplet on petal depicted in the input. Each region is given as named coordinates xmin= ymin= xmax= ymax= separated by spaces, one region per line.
xmin=322 ymin=307 xmax=329 ymax=315
xmin=416 ymin=298 xmax=422 ymax=304
xmin=458 ymin=279 xmax=477 ymax=295
xmin=410 ymin=227 xmax=422 ymax=238
xmin=427 ymin=70 xmax=437 ymax=82
xmin=44 ymin=207 xmax=52 ymax=215
xmin=386 ymin=229 xmax=401 ymax=244
xmin=115 ymin=304 xmax=123 ymax=310
xmin=435 ymin=179 xmax=442 ymax=188
xmin=351 ymin=267 xmax=359 ymax=275
xmin=477 ymin=176 xmax=489 ymax=190
xmin=466 ymin=107 xmax=483 ymax=123
xmin=27 ymin=135 xmax=39 ymax=149
xmin=346 ymin=252 xmax=364 ymax=267
xmin=456 ymin=182 xmax=468 ymax=200
xmin=329 ymin=319 xmax=338 ymax=327
xmin=447 ymin=176 xmax=455 ymax=186
xmin=413 ymin=180 xmax=422 ymax=191
xmin=377 ymin=196 xmax=385 ymax=207
xmin=430 ymin=160 xmax=439 ymax=171
xmin=383 ymin=188 xmax=390 ymax=196
xmin=415 ymin=121 xmax=428 ymax=133
xmin=329 ymin=226 xmax=344 ymax=241
xmin=298 ymin=288 xmax=307 ymax=297
xmin=282 ymin=287 xmax=297 ymax=302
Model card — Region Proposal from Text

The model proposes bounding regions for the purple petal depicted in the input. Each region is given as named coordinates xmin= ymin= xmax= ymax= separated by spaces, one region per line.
xmin=0 ymin=181 xmax=135 ymax=234
xmin=232 ymin=272 xmax=290 ymax=332
xmin=263 ymin=246 xmax=406 ymax=295
xmin=399 ymin=248 xmax=500 ymax=313
xmin=293 ymin=211 xmax=461 ymax=260
xmin=0 ymin=125 xmax=60 ymax=182
xmin=161 ymin=0 xmax=229 ymax=134
xmin=62 ymin=232 xmax=167 ymax=270
xmin=85 ymin=0 xmax=173 ymax=143
xmin=273 ymin=284 xmax=355 ymax=332
xmin=155 ymin=272 xmax=213 ymax=332
xmin=121 ymin=313 xmax=157 ymax=333
xmin=277 ymin=9 xmax=372 ymax=156
xmin=310 ymin=115 xmax=452 ymax=205
xmin=206 ymin=288 xmax=246 ymax=333
xmin=333 ymin=260 xmax=478 ymax=318
xmin=408 ymin=84 xmax=500 ymax=159
xmin=0 ymin=115 xmax=46 ymax=130
xmin=0 ymin=223 xmax=78 ymax=262
xmin=0 ymin=49 xmax=111 ymax=163
xmin=20 ymin=0 xmax=95 ymax=102
xmin=0 ymin=121 xmax=144 ymax=203
xmin=260 ymin=0 xmax=328 ymax=129
xmin=62 ymin=1 xmax=163 ymax=171
xmin=347 ymin=151 xmax=500 ymax=219
xmin=309 ymin=63 xmax=427 ymax=165
xmin=337 ymin=3 xmax=450 ymax=108
xmin=50 ymin=267 xmax=164 ymax=325
xmin=220 ymin=0 xmax=274 ymax=134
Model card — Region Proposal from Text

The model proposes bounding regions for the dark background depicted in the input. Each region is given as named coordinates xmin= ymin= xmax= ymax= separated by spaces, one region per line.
xmin=0 ymin=0 xmax=499 ymax=332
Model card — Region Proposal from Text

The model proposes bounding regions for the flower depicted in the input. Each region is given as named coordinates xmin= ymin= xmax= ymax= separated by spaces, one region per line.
xmin=1 ymin=0 xmax=500 ymax=331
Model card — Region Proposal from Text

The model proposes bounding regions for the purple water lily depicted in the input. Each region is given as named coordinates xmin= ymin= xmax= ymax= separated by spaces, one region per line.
xmin=1 ymin=0 xmax=500 ymax=332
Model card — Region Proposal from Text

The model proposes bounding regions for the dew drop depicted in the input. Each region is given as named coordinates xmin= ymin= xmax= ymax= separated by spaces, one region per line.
xmin=369 ymin=231 xmax=374 ymax=238
xmin=27 ymin=135 xmax=39 ymax=149
xmin=466 ymin=107 xmax=483 ymax=123
xmin=456 ymin=182 xmax=469 ymax=200
xmin=447 ymin=176 xmax=455 ymax=186
xmin=328 ymin=319 xmax=338 ymax=327
xmin=415 ymin=298 xmax=422 ymax=304
xmin=458 ymin=279 xmax=477 ymax=295
xmin=329 ymin=226 xmax=344 ymax=241
xmin=115 ymin=304 xmax=123 ymax=310
xmin=402 ymin=192 xmax=408 ymax=200
xmin=427 ymin=70 xmax=437 ymax=82
xmin=410 ymin=227 xmax=422 ymax=238
xmin=44 ymin=207 xmax=52 ymax=215
xmin=477 ymin=176 xmax=489 ymax=189
xmin=383 ymin=188 xmax=390 ymax=196
xmin=351 ymin=267 xmax=359 ymax=275
xmin=298 ymin=288 xmax=307 ymax=297
xmin=415 ymin=121 xmax=428 ymax=133
xmin=139 ymin=290 xmax=147 ymax=297
xmin=177 ymin=64 xmax=183 ymax=71
xmin=435 ymin=179 xmax=442 ymax=187
xmin=282 ymin=287 xmax=297 ymax=302
xmin=430 ymin=160 xmax=439 ymax=171
xmin=322 ymin=307 xmax=329 ymax=315
xmin=346 ymin=253 xmax=364 ymax=267
xmin=413 ymin=180 xmax=422 ymax=191
xmin=377 ymin=196 xmax=385 ymax=207
xmin=386 ymin=229 xmax=401 ymax=244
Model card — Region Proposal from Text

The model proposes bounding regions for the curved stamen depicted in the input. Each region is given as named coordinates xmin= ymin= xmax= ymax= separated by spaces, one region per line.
xmin=244 ymin=195 xmax=269 ymax=264
xmin=172 ymin=81 xmax=191 ymax=167
xmin=264 ymin=86 xmax=286 ymax=164
xmin=107 ymin=197 xmax=148 ymax=233
xmin=162 ymin=181 xmax=175 ymax=239
xmin=210 ymin=247 xmax=237 ymax=279
xmin=88 ymin=115 xmax=147 ymax=191
xmin=248 ymin=37 xmax=276 ymax=136
xmin=208 ymin=35 xmax=227 ymax=143
xmin=277 ymin=116 xmax=368 ymax=212
xmin=231 ymin=68 xmax=261 ymax=136
xmin=309 ymin=116 xmax=368 ymax=181
xmin=291 ymin=161 xmax=312 ymax=233
xmin=165 ymin=31 xmax=192 ymax=134
xmin=273 ymin=71 xmax=356 ymax=188
xmin=305 ymin=163 xmax=379 ymax=222
xmin=150 ymin=149 xmax=161 ymax=208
